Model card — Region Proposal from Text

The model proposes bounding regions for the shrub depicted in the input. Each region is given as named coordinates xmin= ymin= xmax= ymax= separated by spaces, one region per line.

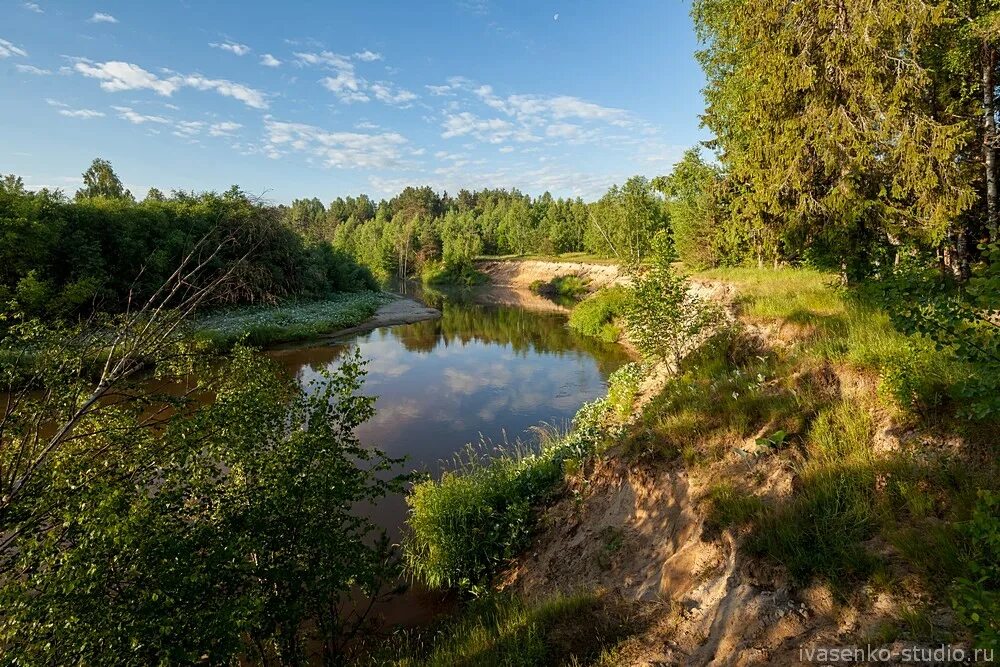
xmin=568 ymin=286 xmax=632 ymax=342
xmin=529 ymin=274 xmax=590 ymax=300
xmin=624 ymin=260 xmax=718 ymax=365
xmin=952 ymin=490 xmax=1000 ymax=649
xmin=404 ymin=397 xmax=617 ymax=591
xmin=421 ymin=260 xmax=487 ymax=286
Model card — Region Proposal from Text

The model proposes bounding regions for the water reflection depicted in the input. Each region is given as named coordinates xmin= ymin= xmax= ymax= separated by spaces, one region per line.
xmin=266 ymin=287 xmax=629 ymax=534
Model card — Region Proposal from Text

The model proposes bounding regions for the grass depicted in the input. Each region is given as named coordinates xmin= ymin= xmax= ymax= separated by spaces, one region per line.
xmin=640 ymin=267 xmax=998 ymax=610
xmin=193 ymin=291 xmax=391 ymax=348
xmin=421 ymin=261 xmax=488 ymax=287
xmin=696 ymin=267 xmax=963 ymax=412
xmin=404 ymin=393 xmax=620 ymax=592
xmin=381 ymin=592 xmax=631 ymax=667
xmin=529 ymin=274 xmax=590 ymax=300
xmin=567 ymin=287 xmax=632 ymax=343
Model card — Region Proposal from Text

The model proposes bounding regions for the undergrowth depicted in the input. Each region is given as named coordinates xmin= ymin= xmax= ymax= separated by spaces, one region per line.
xmin=194 ymin=291 xmax=391 ymax=348
xmin=567 ymin=287 xmax=632 ymax=343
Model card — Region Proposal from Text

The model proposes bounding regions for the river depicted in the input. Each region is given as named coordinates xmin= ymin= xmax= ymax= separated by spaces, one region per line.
xmin=264 ymin=284 xmax=631 ymax=629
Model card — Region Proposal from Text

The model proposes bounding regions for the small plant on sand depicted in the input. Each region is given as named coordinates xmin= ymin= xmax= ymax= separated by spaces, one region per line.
xmin=624 ymin=241 xmax=718 ymax=365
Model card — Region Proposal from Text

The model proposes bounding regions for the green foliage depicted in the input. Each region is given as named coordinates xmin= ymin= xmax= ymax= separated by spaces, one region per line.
xmin=528 ymin=274 xmax=590 ymax=300
xmin=655 ymin=148 xmax=731 ymax=269
xmin=194 ymin=291 xmax=392 ymax=347
xmin=0 ymin=172 xmax=377 ymax=319
xmin=624 ymin=248 xmax=718 ymax=365
xmin=692 ymin=0 xmax=979 ymax=270
xmin=404 ymin=395 xmax=619 ymax=592
xmin=584 ymin=176 xmax=668 ymax=266
xmin=952 ymin=490 xmax=1000 ymax=649
xmin=606 ymin=362 xmax=645 ymax=418
xmin=568 ymin=286 xmax=632 ymax=342
xmin=0 ymin=330 xmax=407 ymax=663
xmin=421 ymin=259 xmax=488 ymax=286
xmin=875 ymin=250 xmax=1000 ymax=420
xmin=76 ymin=157 xmax=133 ymax=201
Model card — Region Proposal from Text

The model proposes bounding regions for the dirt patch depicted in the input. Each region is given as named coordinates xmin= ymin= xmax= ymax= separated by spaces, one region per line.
xmin=476 ymin=259 xmax=627 ymax=291
xmin=315 ymin=295 xmax=440 ymax=341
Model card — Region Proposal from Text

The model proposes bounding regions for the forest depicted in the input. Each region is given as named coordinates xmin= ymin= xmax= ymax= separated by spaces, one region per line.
xmin=0 ymin=0 xmax=998 ymax=663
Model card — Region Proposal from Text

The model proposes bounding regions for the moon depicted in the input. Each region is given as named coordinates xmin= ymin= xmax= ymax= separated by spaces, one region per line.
xmin=553 ymin=13 xmax=559 ymax=21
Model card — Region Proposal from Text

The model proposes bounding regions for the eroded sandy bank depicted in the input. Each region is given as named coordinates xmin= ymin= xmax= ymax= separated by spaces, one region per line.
xmin=476 ymin=258 xmax=627 ymax=291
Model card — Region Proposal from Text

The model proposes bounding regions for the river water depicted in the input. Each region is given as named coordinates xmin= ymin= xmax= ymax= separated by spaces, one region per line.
xmin=265 ymin=285 xmax=630 ymax=628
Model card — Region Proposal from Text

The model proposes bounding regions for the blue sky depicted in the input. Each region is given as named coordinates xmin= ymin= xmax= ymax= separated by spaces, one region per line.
xmin=1 ymin=0 xmax=708 ymax=203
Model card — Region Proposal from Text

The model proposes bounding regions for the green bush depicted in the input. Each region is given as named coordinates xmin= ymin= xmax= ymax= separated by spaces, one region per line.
xmin=568 ymin=286 xmax=632 ymax=342
xmin=404 ymin=398 xmax=615 ymax=591
xmin=421 ymin=260 xmax=488 ymax=286
xmin=952 ymin=490 xmax=1000 ymax=649
xmin=529 ymin=274 xmax=590 ymax=300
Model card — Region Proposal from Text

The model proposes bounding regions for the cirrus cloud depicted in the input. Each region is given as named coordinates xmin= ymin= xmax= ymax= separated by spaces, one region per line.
xmin=72 ymin=59 xmax=269 ymax=109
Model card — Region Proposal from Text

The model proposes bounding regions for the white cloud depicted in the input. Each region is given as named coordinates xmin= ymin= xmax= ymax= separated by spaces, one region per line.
xmin=179 ymin=74 xmax=269 ymax=109
xmin=16 ymin=64 xmax=51 ymax=75
xmin=23 ymin=2 xmax=43 ymax=13
xmin=369 ymin=82 xmax=417 ymax=106
xmin=175 ymin=120 xmax=204 ymax=134
xmin=74 ymin=60 xmax=180 ymax=95
xmin=499 ymin=145 xmax=514 ymax=153
xmin=209 ymin=121 xmax=242 ymax=136
xmin=441 ymin=111 xmax=538 ymax=144
xmin=88 ymin=12 xmax=118 ymax=24
xmin=353 ymin=50 xmax=383 ymax=62
xmin=263 ymin=118 xmax=409 ymax=169
xmin=426 ymin=84 xmax=455 ymax=96
xmin=112 ymin=105 xmax=170 ymax=125
xmin=59 ymin=108 xmax=104 ymax=119
xmin=260 ymin=53 xmax=281 ymax=67
xmin=294 ymin=50 xmax=352 ymax=69
xmin=46 ymin=100 xmax=103 ymax=119
xmin=0 ymin=38 xmax=28 ymax=58
xmin=210 ymin=41 xmax=250 ymax=56
xmin=73 ymin=60 xmax=269 ymax=109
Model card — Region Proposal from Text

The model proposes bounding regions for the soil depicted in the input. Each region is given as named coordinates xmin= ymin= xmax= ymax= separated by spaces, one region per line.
xmin=316 ymin=295 xmax=441 ymax=341
xmin=476 ymin=259 xmax=627 ymax=291
xmin=498 ymin=279 xmax=964 ymax=666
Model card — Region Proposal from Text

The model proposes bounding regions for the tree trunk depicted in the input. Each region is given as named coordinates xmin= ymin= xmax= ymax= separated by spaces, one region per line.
xmin=985 ymin=40 xmax=998 ymax=243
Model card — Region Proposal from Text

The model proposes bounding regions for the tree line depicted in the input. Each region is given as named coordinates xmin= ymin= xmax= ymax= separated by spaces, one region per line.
xmin=683 ymin=0 xmax=999 ymax=280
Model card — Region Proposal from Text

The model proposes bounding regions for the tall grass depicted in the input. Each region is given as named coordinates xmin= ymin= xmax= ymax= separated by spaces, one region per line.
xmin=567 ymin=286 xmax=632 ymax=342
xmin=404 ymin=392 xmax=620 ymax=591
xmin=697 ymin=267 xmax=964 ymax=416
xmin=383 ymin=593 xmax=624 ymax=667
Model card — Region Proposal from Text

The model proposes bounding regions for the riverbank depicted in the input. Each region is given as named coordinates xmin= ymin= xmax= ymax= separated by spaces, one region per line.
xmin=475 ymin=258 xmax=626 ymax=292
xmin=391 ymin=267 xmax=997 ymax=665
xmin=312 ymin=296 xmax=441 ymax=342
xmin=195 ymin=292 xmax=440 ymax=348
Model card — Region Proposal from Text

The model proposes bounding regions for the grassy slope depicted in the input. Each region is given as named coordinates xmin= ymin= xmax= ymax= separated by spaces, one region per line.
xmin=194 ymin=291 xmax=392 ymax=348
xmin=395 ymin=267 xmax=998 ymax=664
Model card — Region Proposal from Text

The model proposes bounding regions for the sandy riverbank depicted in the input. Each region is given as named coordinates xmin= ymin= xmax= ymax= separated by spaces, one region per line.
xmin=316 ymin=295 xmax=441 ymax=341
